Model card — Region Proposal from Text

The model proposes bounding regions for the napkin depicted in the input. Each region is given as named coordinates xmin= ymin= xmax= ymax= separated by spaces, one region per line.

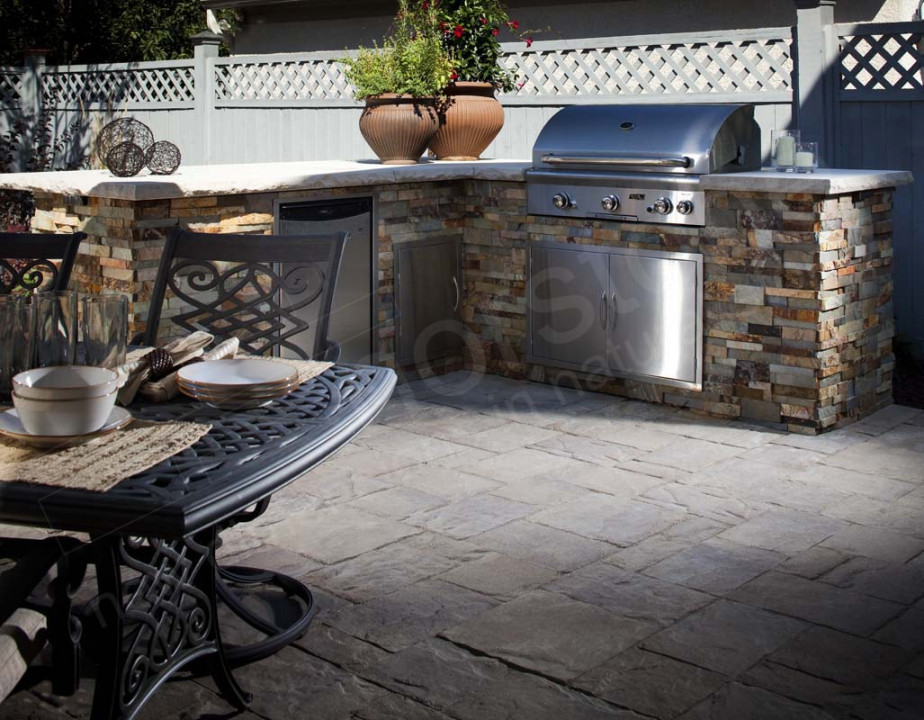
xmin=116 ymin=331 xmax=215 ymax=405
xmin=138 ymin=337 xmax=240 ymax=403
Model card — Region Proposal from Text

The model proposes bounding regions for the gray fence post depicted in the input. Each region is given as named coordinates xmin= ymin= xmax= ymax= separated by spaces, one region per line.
xmin=191 ymin=31 xmax=222 ymax=166
xmin=793 ymin=0 xmax=839 ymax=166
xmin=19 ymin=50 xmax=46 ymax=171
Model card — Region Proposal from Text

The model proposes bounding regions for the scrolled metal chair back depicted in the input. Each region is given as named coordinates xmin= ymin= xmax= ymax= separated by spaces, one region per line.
xmin=145 ymin=228 xmax=348 ymax=361
xmin=0 ymin=232 xmax=84 ymax=294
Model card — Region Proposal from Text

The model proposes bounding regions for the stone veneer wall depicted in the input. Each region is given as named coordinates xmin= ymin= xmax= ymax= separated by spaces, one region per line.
xmin=31 ymin=178 xmax=895 ymax=433
xmin=461 ymin=180 xmax=895 ymax=433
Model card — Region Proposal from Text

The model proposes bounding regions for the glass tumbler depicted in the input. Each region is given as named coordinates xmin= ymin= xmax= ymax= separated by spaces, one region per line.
xmin=32 ymin=290 xmax=79 ymax=367
xmin=0 ymin=296 xmax=36 ymax=396
xmin=81 ymin=294 xmax=129 ymax=369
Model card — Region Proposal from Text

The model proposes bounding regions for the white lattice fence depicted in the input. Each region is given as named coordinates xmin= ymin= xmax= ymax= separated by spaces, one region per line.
xmin=213 ymin=55 xmax=355 ymax=104
xmin=0 ymin=69 xmax=24 ymax=108
xmin=839 ymin=21 xmax=924 ymax=95
xmin=499 ymin=30 xmax=793 ymax=102
xmin=42 ymin=61 xmax=196 ymax=108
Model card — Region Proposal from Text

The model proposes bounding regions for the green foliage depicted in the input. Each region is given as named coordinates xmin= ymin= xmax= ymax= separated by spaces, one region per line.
xmin=434 ymin=0 xmax=530 ymax=91
xmin=341 ymin=0 xmax=452 ymax=99
xmin=0 ymin=0 xmax=239 ymax=64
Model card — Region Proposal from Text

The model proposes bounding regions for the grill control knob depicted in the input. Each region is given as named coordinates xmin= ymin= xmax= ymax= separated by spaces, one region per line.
xmin=649 ymin=198 xmax=673 ymax=215
xmin=552 ymin=193 xmax=574 ymax=210
xmin=601 ymin=195 xmax=620 ymax=212
xmin=676 ymin=200 xmax=695 ymax=215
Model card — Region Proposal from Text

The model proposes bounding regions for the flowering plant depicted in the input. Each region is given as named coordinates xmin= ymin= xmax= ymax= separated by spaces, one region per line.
xmin=341 ymin=0 xmax=452 ymax=99
xmin=432 ymin=0 xmax=532 ymax=92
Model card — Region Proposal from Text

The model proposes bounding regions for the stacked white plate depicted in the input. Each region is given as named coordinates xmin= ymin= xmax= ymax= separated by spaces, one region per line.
xmin=177 ymin=359 xmax=299 ymax=409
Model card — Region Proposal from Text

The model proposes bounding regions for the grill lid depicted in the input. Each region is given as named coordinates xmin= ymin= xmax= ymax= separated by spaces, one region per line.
xmin=531 ymin=104 xmax=761 ymax=175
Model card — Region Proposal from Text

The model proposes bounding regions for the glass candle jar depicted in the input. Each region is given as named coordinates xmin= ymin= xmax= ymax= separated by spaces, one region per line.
xmin=794 ymin=141 xmax=819 ymax=173
xmin=771 ymin=129 xmax=800 ymax=171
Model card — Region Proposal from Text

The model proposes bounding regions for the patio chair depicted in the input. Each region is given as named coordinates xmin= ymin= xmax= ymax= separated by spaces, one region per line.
xmin=0 ymin=232 xmax=85 ymax=294
xmin=143 ymin=228 xmax=348 ymax=361
xmin=142 ymin=227 xmax=350 ymax=666
xmin=0 ymin=537 xmax=87 ymax=701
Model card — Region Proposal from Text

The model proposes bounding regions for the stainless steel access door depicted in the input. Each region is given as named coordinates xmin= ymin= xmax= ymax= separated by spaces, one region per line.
xmin=529 ymin=245 xmax=609 ymax=371
xmin=608 ymin=250 xmax=700 ymax=386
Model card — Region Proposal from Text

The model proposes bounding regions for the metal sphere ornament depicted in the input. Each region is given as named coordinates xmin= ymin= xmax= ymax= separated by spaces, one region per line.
xmin=145 ymin=140 xmax=181 ymax=175
xmin=96 ymin=118 xmax=154 ymax=168
xmin=105 ymin=142 xmax=146 ymax=177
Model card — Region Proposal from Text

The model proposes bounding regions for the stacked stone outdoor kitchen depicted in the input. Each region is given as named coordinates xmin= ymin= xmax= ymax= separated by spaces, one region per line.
xmin=1 ymin=155 xmax=910 ymax=435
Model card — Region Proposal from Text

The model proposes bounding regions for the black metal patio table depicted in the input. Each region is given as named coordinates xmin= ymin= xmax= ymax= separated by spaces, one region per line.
xmin=0 ymin=364 xmax=396 ymax=720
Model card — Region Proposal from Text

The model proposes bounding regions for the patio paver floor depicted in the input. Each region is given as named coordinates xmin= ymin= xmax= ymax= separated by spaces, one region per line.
xmin=4 ymin=371 xmax=924 ymax=719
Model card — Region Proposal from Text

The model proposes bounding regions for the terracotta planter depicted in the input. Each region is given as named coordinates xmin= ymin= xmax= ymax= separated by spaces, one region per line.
xmin=358 ymin=94 xmax=438 ymax=165
xmin=429 ymin=82 xmax=505 ymax=161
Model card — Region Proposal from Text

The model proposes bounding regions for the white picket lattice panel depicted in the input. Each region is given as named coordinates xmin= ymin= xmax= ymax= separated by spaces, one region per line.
xmin=214 ymin=59 xmax=355 ymax=102
xmin=840 ymin=29 xmax=924 ymax=91
xmin=0 ymin=71 xmax=24 ymax=107
xmin=501 ymin=36 xmax=793 ymax=98
xmin=42 ymin=65 xmax=195 ymax=106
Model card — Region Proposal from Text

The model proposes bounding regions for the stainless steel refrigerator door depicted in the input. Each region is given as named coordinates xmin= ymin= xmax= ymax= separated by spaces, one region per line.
xmin=608 ymin=252 xmax=699 ymax=384
xmin=277 ymin=197 xmax=373 ymax=363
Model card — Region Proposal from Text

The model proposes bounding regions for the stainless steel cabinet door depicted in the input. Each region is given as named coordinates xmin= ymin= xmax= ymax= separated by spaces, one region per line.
xmin=396 ymin=237 xmax=464 ymax=366
xmin=608 ymin=252 xmax=699 ymax=384
xmin=529 ymin=245 xmax=609 ymax=370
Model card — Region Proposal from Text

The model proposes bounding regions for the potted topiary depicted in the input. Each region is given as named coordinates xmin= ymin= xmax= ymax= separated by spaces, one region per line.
xmin=430 ymin=0 xmax=531 ymax=161
xmin=341 ymin=0 xmax=452 ymax=165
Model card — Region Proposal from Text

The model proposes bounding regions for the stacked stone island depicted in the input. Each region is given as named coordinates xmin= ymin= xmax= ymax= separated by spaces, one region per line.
xmin=6 ymin=160 xmax=910 ymax=433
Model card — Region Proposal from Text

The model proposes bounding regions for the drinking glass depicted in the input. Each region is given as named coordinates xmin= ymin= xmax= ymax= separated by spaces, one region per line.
xmin=32 ymin=290 xmax=79 ymax=367
xmin=771 ymin=129 xmax=800 ymax=171
xmin=0 ymin=296 xmax=35 ymax=396
xmin=81 ymin=294 xmax=129 ymax=368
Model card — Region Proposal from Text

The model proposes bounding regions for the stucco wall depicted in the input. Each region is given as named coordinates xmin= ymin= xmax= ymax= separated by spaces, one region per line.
xmin=229 ymin=0 xmax=920 ymax=54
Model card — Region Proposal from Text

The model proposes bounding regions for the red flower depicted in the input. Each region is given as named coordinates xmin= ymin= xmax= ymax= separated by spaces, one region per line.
xmin=481 ymin=17 xmax=488 ymax=25
xmin=453 ymin=24 xmax=464 ymax=37
xmin=525 ymin=36 xmax=533 ymax=47
xmin=422 ymin=1 xmax=428 ymax=8
xmin=511 ymin=19 xmax=519 ymax=29
xmin=451 ymin=71 xmax=458 ymax=80
xmin=492 ymin=27 xmax=499 ymax=36
xmin=439 ymin=20 xmax=446 ymax=31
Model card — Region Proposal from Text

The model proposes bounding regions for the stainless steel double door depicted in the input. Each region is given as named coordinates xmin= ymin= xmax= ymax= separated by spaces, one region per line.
xmin=529 ymin=243 xmax=701 ymax=387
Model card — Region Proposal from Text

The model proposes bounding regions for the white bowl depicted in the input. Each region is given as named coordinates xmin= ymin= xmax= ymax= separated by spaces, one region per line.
xmin=12 ymin=389 xmax=118 ymax=436
xmin=13 ymin=366 xmax=119 ymax=401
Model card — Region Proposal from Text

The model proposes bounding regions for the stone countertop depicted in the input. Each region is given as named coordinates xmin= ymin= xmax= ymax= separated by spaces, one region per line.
xmin=0 ymin=160 xmax=532 ymax=201
xmin=0 ymin=160 xmax=912 ymax=200
xmin=699 ymin=168 xmax=913 ymax=194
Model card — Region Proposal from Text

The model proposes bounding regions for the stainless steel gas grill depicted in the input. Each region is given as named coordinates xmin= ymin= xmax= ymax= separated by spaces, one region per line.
xmin=526 ymin=104 xmax=760 ymax=227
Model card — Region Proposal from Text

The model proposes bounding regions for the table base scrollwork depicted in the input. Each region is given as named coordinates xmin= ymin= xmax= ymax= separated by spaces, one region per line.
xmin=89 ymin=529 xmax=251 ymax=720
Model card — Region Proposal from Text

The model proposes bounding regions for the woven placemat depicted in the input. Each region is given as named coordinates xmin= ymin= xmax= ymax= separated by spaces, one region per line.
xmin=0 ymin=420 xmax=211 ymax=493
xmin=276 ymin=358 xmax=333 ymax=384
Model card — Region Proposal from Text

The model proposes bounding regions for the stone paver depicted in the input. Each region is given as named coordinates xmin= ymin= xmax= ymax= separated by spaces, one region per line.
xmin=532 ymin=496 xmax=682 ymax=546
xmin=443 ymin=590 xmax=656 ymax=680
xmin=640 ymin=599 xmax=807 ymax=676
xmin=10 ymin=371 xmax=924 ymax=720
xmin=644 ymin=538 xmax=784 ymax=594
xmin=574 ymin=648 xmax=728 ymax=719
xmin=545 ymin=562 xmax=713 ymax=626
xmin=718 ymin=509 xmax=845 ymax=554
xmin=729 ymin=572 xmax=904 ymax=635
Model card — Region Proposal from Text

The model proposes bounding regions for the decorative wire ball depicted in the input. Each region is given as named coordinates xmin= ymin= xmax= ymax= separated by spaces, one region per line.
xmin=145 ymin=141 xmax=182 ymax=175
xmin=105 ymin=142 xmax=146 ymax=177
xmin=96 ymin=118 xmax=154 ymax=168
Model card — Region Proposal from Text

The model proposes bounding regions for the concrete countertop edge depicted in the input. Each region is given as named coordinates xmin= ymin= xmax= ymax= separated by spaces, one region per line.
xmin=0 ymin=161 xmax=912 ymax=201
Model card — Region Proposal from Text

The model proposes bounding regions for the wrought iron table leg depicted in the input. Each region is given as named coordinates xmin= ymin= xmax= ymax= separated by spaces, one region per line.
xmin=89 ymin=530 xmax=251 ymax=720
xmin=216 ymin=564 xmax=316 ymax=667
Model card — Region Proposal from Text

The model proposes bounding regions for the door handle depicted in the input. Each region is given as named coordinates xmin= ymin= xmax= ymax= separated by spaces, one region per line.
xmin=452 ymin=276 xmax=460 ymax=312
xmin=610 ymin=292 xmax=618 ymax=329
xmin=599 ymin=291 xmax=608 ymax=329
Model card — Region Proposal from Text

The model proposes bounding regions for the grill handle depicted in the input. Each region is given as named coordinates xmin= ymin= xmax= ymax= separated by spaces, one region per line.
xmin=541 ymin=154 xmax=692 ymax=169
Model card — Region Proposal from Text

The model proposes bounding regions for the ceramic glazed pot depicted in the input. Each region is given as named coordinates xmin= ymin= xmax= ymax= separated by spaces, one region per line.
xmin=359 ymin=94 xmax=439 ymax=165
xmin=429 ymin=82 xmax=505 ymax=161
